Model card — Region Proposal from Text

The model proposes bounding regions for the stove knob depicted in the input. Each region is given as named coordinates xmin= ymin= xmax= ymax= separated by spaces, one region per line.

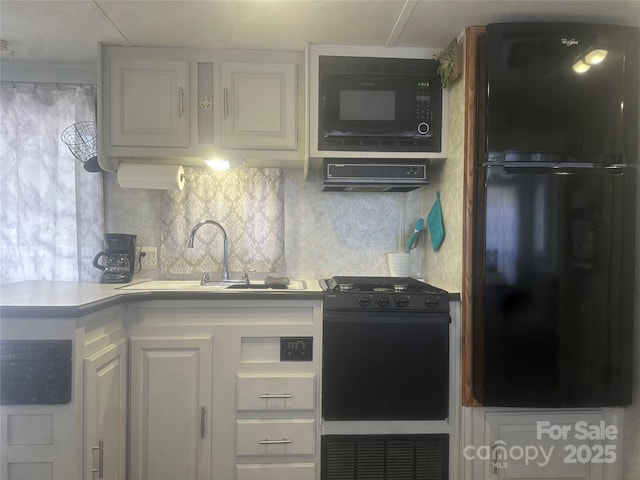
xmin=358 ymin=295 xmax=372 ymax=307
xmin=395 ymin=296 xmax=410 ymax=307
xmin=425 ymin=295 xmax=441 ymax=308
xmin=376 ymin=295 xmax=390 ymax=307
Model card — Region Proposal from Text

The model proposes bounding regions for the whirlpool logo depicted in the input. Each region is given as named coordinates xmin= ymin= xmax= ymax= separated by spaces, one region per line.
xmin=561 ymin=38 xmax=580 ymax=46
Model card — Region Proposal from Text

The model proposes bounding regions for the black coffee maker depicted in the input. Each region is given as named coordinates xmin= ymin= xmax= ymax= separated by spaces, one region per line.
xmin=93 ymin=233 xmax=137 ymax=283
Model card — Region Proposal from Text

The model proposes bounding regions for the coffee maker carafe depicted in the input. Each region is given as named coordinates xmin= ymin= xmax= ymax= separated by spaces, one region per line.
xmin=93 ymin=233 xmax=137 ymax=283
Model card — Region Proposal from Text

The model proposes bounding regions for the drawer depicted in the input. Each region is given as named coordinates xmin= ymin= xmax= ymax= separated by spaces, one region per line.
xmin=236 ymin=463 xmax=315 ymax=480
xmin=236 ymin=419 xmax=315 ymax=456
xmin=237 ymin=374 xmax=315 ymax=411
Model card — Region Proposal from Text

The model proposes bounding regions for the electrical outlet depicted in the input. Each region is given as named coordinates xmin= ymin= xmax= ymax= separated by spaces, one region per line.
xmin=140 ymin=246 xmax=158 ymax=270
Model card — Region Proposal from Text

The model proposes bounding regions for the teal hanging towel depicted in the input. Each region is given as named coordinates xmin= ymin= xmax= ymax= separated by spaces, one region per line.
xmin=427 ymin=191 xmax=445 ymax=251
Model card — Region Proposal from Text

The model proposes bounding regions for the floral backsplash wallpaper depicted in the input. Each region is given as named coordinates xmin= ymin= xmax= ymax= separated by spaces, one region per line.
xmin=160 ymin=167 xmax=285 ymax=276
xmin=103 ymin=167 xmax=424 ymax=280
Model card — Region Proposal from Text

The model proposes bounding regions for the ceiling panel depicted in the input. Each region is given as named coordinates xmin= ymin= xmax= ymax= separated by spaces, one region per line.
xmin=1 ymin=0 xmax=639 ymax=67
xmin=398 ymin=0 xmax=640 ymax=47
xmin=96 ymin=0 xmax=405 ymax=51
xmin=0 ymin=1 xmax=121 ymax=64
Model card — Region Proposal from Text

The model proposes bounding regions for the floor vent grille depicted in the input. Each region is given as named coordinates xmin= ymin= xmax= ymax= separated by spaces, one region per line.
xmin=322 ymin=434 xmax=448 ymax=480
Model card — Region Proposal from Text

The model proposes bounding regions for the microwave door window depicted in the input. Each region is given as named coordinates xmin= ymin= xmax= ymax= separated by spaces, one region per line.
xmin=321 ymin=75 xmax=415 ymax=135
xmin=339 ymin=90 xmax=395 ymax=121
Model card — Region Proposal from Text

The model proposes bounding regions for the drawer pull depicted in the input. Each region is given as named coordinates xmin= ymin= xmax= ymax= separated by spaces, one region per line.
xmin=259 ymin=393 xmax=293 ymax=399
xmin=92 ymin=439 xmax=104 ymax=478
xmin=259 ymin=438 xmax=293 ymax=445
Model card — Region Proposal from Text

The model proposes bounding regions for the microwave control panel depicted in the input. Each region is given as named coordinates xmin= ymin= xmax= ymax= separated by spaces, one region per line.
xmin=415 ymin=81 xmax=433 ymax=136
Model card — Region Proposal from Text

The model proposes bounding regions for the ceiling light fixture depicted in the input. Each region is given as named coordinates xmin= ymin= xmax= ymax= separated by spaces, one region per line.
xmin=584 ymin=49 xmax=608 ymax=65
xmin=572 ymin=60 xmax=591 ymax=74
xmin=572 ymin=48 xmax=609 ymax=74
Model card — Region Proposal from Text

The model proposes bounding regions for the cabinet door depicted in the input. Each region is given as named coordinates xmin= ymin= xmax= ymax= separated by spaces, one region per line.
xmin=222 ymin=62 xmax=297 ymax=149
xmin=111 ymin=58 xmax=188 ymax=147
xmin=84 ymin=339 xmax=127 ymax=480
xmin=484 ymin=411 xmax=609 ymax=480
xmin=129 ymin=337 xmax=212 ymax=480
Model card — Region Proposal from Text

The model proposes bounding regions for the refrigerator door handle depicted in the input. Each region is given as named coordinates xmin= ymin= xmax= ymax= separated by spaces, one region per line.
xmin=495 ymin=163 xmax=627 ymax=175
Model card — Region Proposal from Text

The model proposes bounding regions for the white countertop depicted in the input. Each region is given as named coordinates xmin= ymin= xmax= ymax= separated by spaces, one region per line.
xmin=0 ymin=279 xmax=324 ymax=318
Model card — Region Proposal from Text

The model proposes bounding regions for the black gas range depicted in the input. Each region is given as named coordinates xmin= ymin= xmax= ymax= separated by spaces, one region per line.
xmin=320 ymin=275 xmax=449 ymax=313
xmin=320 ymin=275 xmax=451 ymax=479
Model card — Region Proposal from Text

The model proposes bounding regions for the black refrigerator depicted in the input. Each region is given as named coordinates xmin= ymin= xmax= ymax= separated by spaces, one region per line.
xmin=473 ymin=22 xmax=639 ymax=407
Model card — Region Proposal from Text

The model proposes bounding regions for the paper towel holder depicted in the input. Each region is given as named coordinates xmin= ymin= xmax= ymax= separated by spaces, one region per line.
xmin=117 ymin=163 xmax=186 ymax=190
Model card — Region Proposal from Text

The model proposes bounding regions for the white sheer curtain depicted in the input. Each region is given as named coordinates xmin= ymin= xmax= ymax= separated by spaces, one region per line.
xmin=0 ymin=83 xmax=104 ymax=284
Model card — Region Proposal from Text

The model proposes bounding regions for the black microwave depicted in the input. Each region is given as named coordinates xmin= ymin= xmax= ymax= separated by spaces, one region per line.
xmin=318 ymin=55 xmax=442 ymax=152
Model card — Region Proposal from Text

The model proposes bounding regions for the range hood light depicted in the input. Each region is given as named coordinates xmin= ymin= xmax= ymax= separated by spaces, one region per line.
xmin=205 ymin=159 xmax=231 ymax=170
xmin=584 ymin=49 xmax=608 ymax=65
xmin=205 ymin=158 xmax=246 ymax=171
xmin=572 ymin=60 xmax=591 ymax=74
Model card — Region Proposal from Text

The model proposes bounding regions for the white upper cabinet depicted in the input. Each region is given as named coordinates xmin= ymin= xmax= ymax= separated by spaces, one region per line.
xmin=110 ymin=58 xmax=188 ymax=147
xmin=98 ymin=45 xmax=305 ymax=172
xmin=222 ymin=62 xmax=297 ymax=150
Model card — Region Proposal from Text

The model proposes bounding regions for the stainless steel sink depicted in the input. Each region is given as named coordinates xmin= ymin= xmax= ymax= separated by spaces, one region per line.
xmin=118 ymin=279 xmax=307 ymax=291
xmin=225 ymin=279 xmax=307 ymax=290
xmin=118 ymin=280 xmax=221 ymax=291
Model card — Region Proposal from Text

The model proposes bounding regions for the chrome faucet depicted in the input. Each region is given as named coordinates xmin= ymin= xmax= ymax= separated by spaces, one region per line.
xmin=187 ymin=220 xmax=230 ymax=281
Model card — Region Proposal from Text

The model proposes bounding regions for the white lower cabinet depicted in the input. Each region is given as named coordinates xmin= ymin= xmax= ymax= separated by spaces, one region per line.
xmin=83 ymin=339 xmax=127 ymax=480
xmin=235 ymin=373 xmax=317 ymax=477
xmin=129 ymin=337 xmax=212 ymax=480
xmin=463 ymin=408 xmax=623 ymax=480
xmin=126 ymin=299 xmax=322 ymax=480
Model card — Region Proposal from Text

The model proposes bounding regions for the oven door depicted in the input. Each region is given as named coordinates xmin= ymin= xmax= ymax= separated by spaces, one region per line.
xmin=322 ymin=310 xmax=449 ymax=421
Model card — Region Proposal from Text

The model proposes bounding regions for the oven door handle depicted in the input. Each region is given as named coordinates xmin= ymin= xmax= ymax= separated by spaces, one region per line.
xmin=324 ymin=312 xmax=450 ymax=324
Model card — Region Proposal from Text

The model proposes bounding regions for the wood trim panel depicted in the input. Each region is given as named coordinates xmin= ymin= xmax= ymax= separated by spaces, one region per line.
xmin=461 ymin=26 xmax=486 ymax=407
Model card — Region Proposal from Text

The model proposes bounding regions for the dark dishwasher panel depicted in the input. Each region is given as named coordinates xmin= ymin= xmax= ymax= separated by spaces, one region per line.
xmin=322 ymin=434 xmax=448 ymax=480
xmin=322 ymin=312 xmax=449 ymax=421
xmin=0 ymin=340 xmax=72 ymax=405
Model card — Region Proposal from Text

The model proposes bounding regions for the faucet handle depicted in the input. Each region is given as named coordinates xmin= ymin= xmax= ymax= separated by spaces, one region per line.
xmin=200 ymin=272 xmax=211 ymax=285
xmin=241 ymin=272 xmax=251 ymax=284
